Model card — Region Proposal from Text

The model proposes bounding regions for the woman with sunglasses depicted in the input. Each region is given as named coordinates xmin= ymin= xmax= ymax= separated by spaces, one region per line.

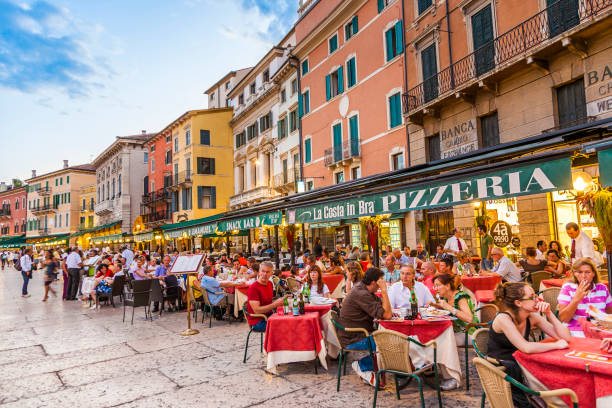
xmin=488 ymin=282 xmax=570 ymax=407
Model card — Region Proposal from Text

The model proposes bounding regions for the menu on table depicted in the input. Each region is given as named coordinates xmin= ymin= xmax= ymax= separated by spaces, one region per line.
xmin=566 ymin=350 xmax=612 ymax=364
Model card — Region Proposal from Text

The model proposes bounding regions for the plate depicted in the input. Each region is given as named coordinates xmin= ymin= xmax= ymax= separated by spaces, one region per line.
xmin=423 ymin=308 xmax=450 ymax=317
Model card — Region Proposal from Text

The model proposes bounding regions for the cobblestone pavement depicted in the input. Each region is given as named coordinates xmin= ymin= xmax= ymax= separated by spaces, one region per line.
xmin=0 ymin=266 xmax=485 ymax=407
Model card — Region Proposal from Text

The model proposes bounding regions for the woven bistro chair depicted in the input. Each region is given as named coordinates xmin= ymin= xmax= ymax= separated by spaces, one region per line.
xmin=286 ymin=276 xmax=301 ymax=293
xmin=464 ymin=303 xmax=498 ymax=390
xmin=524 ymin=271 xmax=552 ymax=292
xmin=474 ymin=357 xmax=578 ymax=408
xmin=329 ymin=310 xmax=375 ymax=392
xmin=371 ymin=330 xmax=442 ymax=408
xmin=242 ymin=304 xmax=267 ymax=363
xmin=537 ymin=287 xmax=561 ymax=315
xmin=472 ymin=328 xmax=502 ymax=408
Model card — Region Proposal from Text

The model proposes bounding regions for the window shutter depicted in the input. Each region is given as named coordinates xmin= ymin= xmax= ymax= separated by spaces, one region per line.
xmin=305 ymin=91 xmax=310 ymax=113
xmin=377 ymin=0 xmax=384 ymax=12
xmin=197 ymin=186 xmax=203 ymax=208
xmin=349 ymin=116 xmax=359 ymax=141
xmin=337 ymin=66 xmax=344 ymax=94
xmin=325 ymin=74 xmax=331 ymax=100
xmin=268 ymin=111 xmax=273 ymax=125
xmin=278 ymin=120 xmax=282 ymax=139
xmin=298 ymin=94 xmax=303 ymax=117
xmin=352 ymin=16 xmax=358 ymax=33
xmin=211 ymin=158 xmax=216 ymax=175
xmin=285 ymin=116 xmax=289 ymax=136
xmin=254 ymin=121 xmax=259 ymax=136
xmin=211 ymin=186 xmax=216 ymax=209
xmin=305 ymin=139 xmax=311 ymax=163
xmin=395 ymin=21 xmax=403 ymax=57
xmin=385 ymin=29 xmax=394 ymax=62
xmin=347 ymin=58 xmax=356 ymax=87
xmin=200 ymin=129 xmax=210 ymax=145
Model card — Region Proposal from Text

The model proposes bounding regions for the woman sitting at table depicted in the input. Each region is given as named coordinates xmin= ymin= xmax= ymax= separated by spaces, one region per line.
xmin=89 ymin=263 xmax=115 ymax=309
xmin=544 ymin=249 xmax=567 ymax=277
xmin=325 ymin=256 xmax=344 ymax=276
xmin=307 ymin=265 xmax=330 ymax=298
xmin=488 ymin=282 xmax=571 ymax=407
xmin=431 ymin=273 xmax=478 ymax=346
xmin=452 ymin=251 xmax=474 ymax=277
xmin=549 ymin=240 xmax=565 ymax=258
xmin=516 ymin=247 xmax=552 ymax=275
xmin=344 ymin=261 xmax=363 ymax=294
xmin=558 ymin=258 xmax=612 ymax=337
xmin=359 ymin=252 xmax=371 ymax=273
xmin=131 ymin=256 xmax=149 ymax=280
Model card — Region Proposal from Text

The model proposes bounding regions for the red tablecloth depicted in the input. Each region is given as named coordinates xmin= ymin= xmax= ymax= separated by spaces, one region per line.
xmin=475 ymin=290 xmax=495 ymax=303
xmin=322 ymin=274 xmax=344 ymax=294
xmin=281 ymin=271 xmax=292 ymax=278
xmin=264 ymin=311 xmax=324 ymax=354
xmin=578 ymin=317 xmax=612 ymax=340
xmin=378 ymin=319 xmax=452 ymax=344
xmin=276 ymin=304 xmax=332 ymax=320
xmin=542 ymin=279 xmax=609 ymax=289
xmin=515 ymin=338 xmax=612 ymax=408
xmin=461 ymin=275 xmax=501 ymax=293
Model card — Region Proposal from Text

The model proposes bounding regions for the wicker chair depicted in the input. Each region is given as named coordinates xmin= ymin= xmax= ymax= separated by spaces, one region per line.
xmin=472 ymin=327 xmax=503 ymax=408
xmin=537 ymin=287 xmax=561 ymax=315
xmin=270 ymin=275 xmax=281 ymax=296
xmin=525 ymin=271 xmax=552 ymax=292
xmin=474 ymin=357 xmax=578 ymax=408
xmin=286 ymin=277 xmax=301 ymax=293
xmin=464 ymin=303 xmax=498 ymax=390
xmin=371 ymin=331 xmax=442 ymax=408
xmin=242 ymin=304 xmax=267 ymax=363
xmin=329 ymin=310 xmax=375 ymax=392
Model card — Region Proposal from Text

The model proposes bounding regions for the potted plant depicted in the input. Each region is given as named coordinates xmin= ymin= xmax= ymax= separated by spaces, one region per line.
xmin=577 ymin=185 xmax=612 ymax=281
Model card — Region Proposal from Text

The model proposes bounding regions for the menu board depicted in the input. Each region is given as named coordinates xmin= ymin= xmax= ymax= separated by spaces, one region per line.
xmin=389 ymin=220 xmax=402 ymax=249
xmin=169 ymin=254 xmax=205 ymax=274
xmin=351 ymin=224 xmax=361 ymax=247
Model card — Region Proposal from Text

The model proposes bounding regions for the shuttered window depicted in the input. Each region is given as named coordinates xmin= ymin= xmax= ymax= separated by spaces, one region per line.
xmin=349 ymin=115 xmax=359 ymax=157
xmin=385 ymin=21 xmax=403 ymax=62
xmin=480 ymin=112 xmax=499 ymax=148
xmin=302 ymin=59 xmax=309 ymax=75
xmin=333 ymin=124 xmax=342 ymax=163
xmin=200 ymin=129 xmax=210 ymax=145
xmin=418 ymin=0 xmax=432 ymax=14
xmin=197 ymin=186 xmax=216 ymax=209
xmin=427 ymin=133 xmax=441 ymax=162
xmin=345 ymin=16 xmax=358 ymax=40
xmin=325 ymin=66 xmax=344 ymax=101
xmin=329 ymin=34 xmax=338 ymax=54
xmin=472 ymin=4 xmax=495 ymax=76
xmin=305 ymin=139 xmax=312 ymax=163
xmin=299 ymin=90 xmax=310 ymax=116
xmin=197 ymin=157 xmax=215 ymax=175
xmin=347 ymin=57 xmax=356 ymax=88
xmin=388 ymin=93 xmax=402 ymax=128
xmin=421 ymin=44 xmax=438 ymax=103
xmin=557 ymin=78 xmax=587 ymax=126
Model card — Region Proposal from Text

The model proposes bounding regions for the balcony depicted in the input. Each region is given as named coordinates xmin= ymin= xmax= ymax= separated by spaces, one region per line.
xmin=324 ymin=139 xmax=361 ymax=168
xmin=38 ymin=228 xmax=49 ymax=236
xmin=142 ymin=188 xmax=171 ymax=206
xmin=273 ymin=167 xmax=300 ymax=193
xmin=168 ymin=171 xmax=192 ymax=191
xmin=0 ymin=206 xmax=11 ymax=218
xmin=31 ymin=204 xmax=56 ymax=214
xmin=38 ymin=187 xmax=51 ymax=196
xmin=94 ymin=200 xmax=114 ymax=216
xmin=143 ymin=210 xmax=172 ymax=227
xmin=403 ymin=0 xmax=611 ymax=120
xmin=230 ymin=186 xmax=280 ymax=209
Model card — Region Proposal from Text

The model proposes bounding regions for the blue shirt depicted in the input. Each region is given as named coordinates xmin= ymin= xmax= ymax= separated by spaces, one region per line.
xmin=201 ymin=275 xmax=225 ymax=305
xmin=382 ymin=267 xmax=400 ymax=283
xmin=395 ymin=255 xmax=411 ymax=265
xmin=155 ymin=265 xmax=169 ymax=278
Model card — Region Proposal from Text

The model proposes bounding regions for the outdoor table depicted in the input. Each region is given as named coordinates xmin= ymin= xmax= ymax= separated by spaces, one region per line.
xmin=515 ymin=337 xmax=612 ymax=408
xmin=264 ymin=311 xmax=327 ymax=374
xmin=281 ymin=271 xmax=292 ymax=278
xmin=540 ymin=279 xmax=609 ymax=291
xmin=474 ymin=290 xmax=495 ymax=303
xmin=377 ymin=318 xmax=461 ymax=383
xmin=228 ymin=283 xmax=250 ymax=317
xmin=578 ymin=317 xmax=612 ymax=340
xmin=460 ymin=275 xmax=501 ymax=293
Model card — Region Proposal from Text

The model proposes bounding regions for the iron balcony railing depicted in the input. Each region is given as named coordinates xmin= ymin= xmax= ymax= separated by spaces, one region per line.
xmin=143 ymin=210 xmax=172 ymax=225
xmin=324 ymin=139 xmax=361 ymax=166
xmin=273 ymin=167 xmax=301 ymax=188
xmin=31 ymin=204 xmax=55 ymax=214
xmin=403 ymin=0 xmax=611 ymax=114
xmin=142 ymin=188 xmax=171 ymax=205
xmin=38 ymin=187 xmax=52 ymax=196
xmin=38 ymin=228 xmax=49 ymax=236
xmin=0 ymin=205 xmax=11 ymax=217
xmin=172 ymin=171 xmax=192 ymax=186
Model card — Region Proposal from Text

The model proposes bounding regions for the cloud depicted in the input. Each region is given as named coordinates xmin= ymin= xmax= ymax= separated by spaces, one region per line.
xmin=238 ymin=0 xmax=297 ymax=42
xmin=0 ymin=0 xmax=111 ymax=97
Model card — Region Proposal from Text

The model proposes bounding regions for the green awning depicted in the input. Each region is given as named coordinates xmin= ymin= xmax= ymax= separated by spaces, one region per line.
xmin=33 ymin=234 xmax=70 ymax=247
xmin=218 ymin=211 xmax=282 ymax=232
xmin=599 ymin=148 xmax=612 ymax=187
xmin=133 ymin=232 xmax=154 ymax=242
xmin=160 ymin=214 xmax=223 ymax=238
xmin=287 ymin=158 xmax=572 ymax=223
xmin=0 ymin=236 xmax=26 ymax=248
xmin=93 ymin=221 xmax=121 ymax=232
xmin=91 ymin=233 xmax=124 ymax=245
xmin=308 ymin=221 xmax=340 ymax=229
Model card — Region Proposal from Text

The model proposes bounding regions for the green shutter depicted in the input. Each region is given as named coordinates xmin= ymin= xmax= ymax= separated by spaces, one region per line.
xmin=278 ymin=120 xmax=282 ymax=139
xmin=302 ymin=60 xmax=309 ymax=75
xmin=337 ymin=66 xmax=344 ymax=94
xmin=305 ymin=91 xmax=310 ymax=113
xmin=285 ymin=115 xmax=289 ymax=136
xmin=325 ymin=75 xmax=331 ymax=100
xmin=347 ymin=58 xmax=356 ymax=88
xmin=305 ymin=139 xmax=311 ymax=163
xmin=298 ymin=94 xmax=303 ymax=117
xmin=349 ymin=116 xmax=359 ymax=141
xmin=395 ymin=21 xmax=403 ymax=57
xmin=352 ymin=16 xmax=358 ymax=33
xmin=389 ymin=93 xmax=402 ymax=128
xmin=385 ymin=28 xmax=394 ymax=61
xmin=377 ymin=0 xmax=384 ymax=12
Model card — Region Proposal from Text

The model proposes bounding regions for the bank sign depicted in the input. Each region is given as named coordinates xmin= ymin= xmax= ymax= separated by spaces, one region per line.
xmin=287 ymin=158 xmax=571 ymax=224
xmin=218 ymin=211 xmax=282 ymax=232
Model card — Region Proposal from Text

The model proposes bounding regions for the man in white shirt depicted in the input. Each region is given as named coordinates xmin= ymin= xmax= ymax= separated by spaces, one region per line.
xmin=389 ymin=265 xmax=435 ymax=308
xmin=65 ymin=247 xmax=83 ymax=300
xmin=443 ymin=229 xmax=468 ymax=260
xmin=19 ymin=248 xmax=33 ymax=297
xmin=481 ymin=248 xmax=522 ymax=282
xmin=566 ymin=222 xmax=603 ymax=266
xmin=121 ymin=246 xmax=134 ymax=267
xmin=535 ymin=240 xmax=547 ymax=260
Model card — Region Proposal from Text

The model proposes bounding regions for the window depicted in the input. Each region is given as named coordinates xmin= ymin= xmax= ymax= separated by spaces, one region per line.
xmin=90 ymin=197 xmax=94 ymax=210
xmin=151 ymin=158 xmax=155 ymax=173
xmin=186 ymin=158 xmax=191 ymax=179
xmin=385 ymin=21 xmax=404 ymax=62
xmin=235 ymin=131 xmax=246 ymax=147
xmin=377 ymin=0 xmax=392 ymax=12
xmin=210 ymin=92 xmax=215 ymax=101
xmin=185 ymin=130 xmax=191 ymax=146
xmin=480 ymin=112 xmax=499 ymax=148
xmin=277 ymin=117 xmax=288 ymax=139
xmin=55 ymin=178 xmax=58 ymax=186
xmin=421 ymin=43 xmax=438 ymax=102
xmin=82 ymin=199 xmax=86 ymax=210
xmin=347 ymin=57 xmax=356 ymax=88
xmin=305 ymin=139 xmax=312 ymax=163
xmin=150 ymin=145 xmax=156 ymax=153
xmin=143 ymin=176 xmax=149 ymax=195
xmin=226 ymin=99 xmax=232 ymax=107
xmin=391 ymin=152 xmax=405 ymax=170
xmin=282 ymin=158 xmax=289 ymax=183
xmin=239 ymin=93 xmax=244 ymax=104
xmin=291 ymin=79 xmax=298 ymax=95
xmin=427 ymin=133 xmax=441 ymax=162
xmin=557 ymin=78 xmax=586 ymax=126
xmin=471 ymin=4 xmax=495 ymax=76
xmin=325 ymin=67 xmax=344 ymax=100
xmin=174 ymin=136 xmax=179 ymax=152
xmin=225 ymin=81 xmax=231 ymax=89
xmin=332 ymin=123 xmax=342 ymax=163
xmin=165 ymin=150 xmax=172 ymax=165
xmin=58 ymin=213 xmax=62 ymax=227
xmin=263 ymin=69 xmax=270 ymax=82
xmin=165 ymin=135 xmax=171 ymax=143
xmin=200 ymin=129 xmax=210 ymax=145
xmin=259 ymin=111 xmax=272 ymax=132
xmin=329 ymin=34 xmax=338 ymax=54
xmin=101 ymin=185 xmax=105 ymax=201
xmin=171 ymin=191 xmax=178 ymax=212
xmin=65 ymin=213 xmax=69 ymax=227
xmin=301 ymin=90 xmax=310 ymax=115
xmin=197 ymin=157 xmax=216 ymax=175
xmin=281 ymin=89 xmax=286 ymax=103
xmin=417 ymin=0 xmax=432 ymax=14
xmin=388 ymin=92 xmax=402 ymax=128
xmin=181 ymin=187 xmax=192 ymax=210
xmin=306 ymin=180 xmax=314 ymax=191
xmin=351 ymin=166 xmax=361 ymax=180
xmin=334 ymin=171 xmax=345 ymax=184
xmin=302 ymin=59 xmax=309 ymax=75
xmin=66 ymin=176 xmax=69 ymax=184
xmin=197 ymin=186 xmax=216 ymax=209
xmin=289 ymin=109 xmax=298 ymax=133
xmin=118 ymin=175 xmax=121 ymax=195
xmin=144 ymin=152 xmax=149 ymax=163
xmin=345 ymin=16 xmax=358 ymax=40
xmin=247 ymin=122 xmax=259 ymax=140
xmin=250 ymin=82 xmax=256 ymax=94
xmin=547 ymin=0 xmax=579 ymax=37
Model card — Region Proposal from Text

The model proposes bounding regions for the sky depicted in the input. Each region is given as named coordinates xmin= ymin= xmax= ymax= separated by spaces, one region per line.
xmin=0 ymin=0 xmax=297 ymax=183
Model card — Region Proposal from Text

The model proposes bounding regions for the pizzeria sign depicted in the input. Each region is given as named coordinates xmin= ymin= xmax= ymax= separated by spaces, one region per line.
xmin=287 ymin=158 xmax=571 ymax=224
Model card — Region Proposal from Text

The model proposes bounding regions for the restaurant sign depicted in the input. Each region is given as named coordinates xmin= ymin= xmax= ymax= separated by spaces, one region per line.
xmin=599 ymin=148 xmax=612 ymax=188
xmin=287 ymin=158 xmax=571 ymax=224
xmin=440 ymin=119 xmax=478 ymax=159
xmin=218 ymin=211 xmax=282 ymax=232
xmin=188 ymin=222 xmax=217 ymax=236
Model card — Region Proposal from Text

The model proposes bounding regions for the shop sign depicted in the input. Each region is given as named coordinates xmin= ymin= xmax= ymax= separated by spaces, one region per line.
xmin=586 ymin=65 xmax=612 ymax=118
xmin=440 ymin=119 xmax=478 ymax=159
xmin=134 ymin=232 xmax=153 ymax=242
xmin=188 ymin=222 xmax=217 ymax=236
xmin=490 ymin=220 xmax=512 ymax=247
xmin=308 ymin=221 xmax=341 ymax=229
xmin=166 ymin=229 xmax=187 ymax=239
xmin=218 ymin=211 xmax=282 ymax=232
xmin=511 ymin=236 xmax=521 ymax=248
xmin=288 ymin=158 xmax=571 ymax=224
xmin=599 ymin=148 xmax=612 ymax=187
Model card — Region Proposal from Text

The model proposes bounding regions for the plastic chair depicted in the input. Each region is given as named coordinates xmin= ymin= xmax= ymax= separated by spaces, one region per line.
xmin=464 ymin=303 xmax=498 ymax=390
xmin=372 ymin=330 xmax=442 ymax=408
xmin=473 ymin=357 xmax=578 ymax=408
xmin=329 ymin=310 xmax=375 ymax=392
xmin=242 ymin=304 xmax=267 ymax=363
xmin=122 ymin=279 xmax=152 ymax=324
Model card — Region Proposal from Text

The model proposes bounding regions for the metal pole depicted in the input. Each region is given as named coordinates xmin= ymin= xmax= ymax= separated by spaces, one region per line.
xmin=302 ymin=224 xmax=307 ymax=253
xmin=607 ymin=244 xmax=612 ymax=286
xmin=226 ymin=234 xmax=230 ymax=258
xmin=247 ymin=230 xmax=252 ymax=257
xmin=274 ymin=225 xmax=280 ymax=270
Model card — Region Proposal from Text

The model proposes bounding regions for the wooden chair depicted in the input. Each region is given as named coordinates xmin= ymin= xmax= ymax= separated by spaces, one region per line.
xmin=242 ymin=304 xmax=267 ymax=363
xmin=122 ymin=279 xmax=152 ymax=324
xmin=474 ymin=357 xmax=578 ymax=408
xmin=525 ymin=271 xmax=552 ymax=292
xmin=329 ymin=310 xmax=375 ymax=392
xmin=371 ymin=330 xmax=442 ymax=408
xmin=464 ymin=303 xmax=498 ymax=390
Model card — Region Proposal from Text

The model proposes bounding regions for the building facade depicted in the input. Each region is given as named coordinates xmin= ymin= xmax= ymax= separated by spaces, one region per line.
xmin=205 ymin=68 xmax=251 ymax=109
xmin=0 ymin=183 xmax=27 ymax=238
xmin=141 ymin=132 xmax=173 ymax=231
xmin=25 ymin=162 xmax=96 ymax=240
xmin=93 ymin=133 xmax=152 ymax=235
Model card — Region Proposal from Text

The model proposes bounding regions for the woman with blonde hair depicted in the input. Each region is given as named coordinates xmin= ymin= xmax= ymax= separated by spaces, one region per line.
xmin=344 ymin=261 xmax=363 ymax=293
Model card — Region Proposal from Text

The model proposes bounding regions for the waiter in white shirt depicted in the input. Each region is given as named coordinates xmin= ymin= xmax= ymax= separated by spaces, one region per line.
xmin=388 ymin=265 xmax=435 ymax=308
xmin=19 ymin=248 xmax=33 ymax=297
xmin=443 ymin=229 xmax=468 ymax=260
xmin=566 ymin=222 xmax=603 ymax=266
xmin=65 ymin=247 xmax=83 ymax=300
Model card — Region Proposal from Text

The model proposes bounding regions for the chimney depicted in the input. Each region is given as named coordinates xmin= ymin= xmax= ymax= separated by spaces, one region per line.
xmin=63 ymin=160 xmax=69 ymax=168
xmin=141 ymin=130 xmax=146 ymax=135
xmin=31 ymin=170 xmax=36 ymax=178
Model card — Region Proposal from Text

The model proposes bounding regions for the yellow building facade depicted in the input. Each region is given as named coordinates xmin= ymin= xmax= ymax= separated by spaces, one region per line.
xmin=165 ymin=108 xmax=234 ymax=223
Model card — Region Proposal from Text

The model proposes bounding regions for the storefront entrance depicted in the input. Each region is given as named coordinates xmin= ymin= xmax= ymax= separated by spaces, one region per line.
xmin=426 ymin=208 xmax=454 ymax=254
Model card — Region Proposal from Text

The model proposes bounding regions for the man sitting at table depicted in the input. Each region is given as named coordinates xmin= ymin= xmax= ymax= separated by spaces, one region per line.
xmin=392 ymin=248 xmax=410 ymax=266
xmin=480 ymin=248 xmax=522 ymax=282
xmin=381 ymin=255 xmax=399 ymax=283
xmin=247 ymin=261 xmax=287 ymax=332
xmin=434 ymin=245 xmax=446 ymax=261
xmin=421 ymin=261 xmax=438 ymax=296
xmin=389 ymin=265 xmax=435 ymax=308
xmin=415 ymin=243 xmax=428 ymax=262
xmin=339 ymin=267 xmax=392 ymax=386
xmin=198 ymin=265 xmax=241 ymax=320
xmin=438 ymin=257 xmax=453 ymax=275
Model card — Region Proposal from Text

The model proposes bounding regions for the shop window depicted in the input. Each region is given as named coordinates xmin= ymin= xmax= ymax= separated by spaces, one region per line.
xmin=557 ymin=78 xmax=587 ymax=127
xmin=552 ymin=189 xmax=600 ymax=252
xmin=427 ymin=133 xmax=441 ymax=162
xmin=480 ymin=112 xmax=499 ymax=148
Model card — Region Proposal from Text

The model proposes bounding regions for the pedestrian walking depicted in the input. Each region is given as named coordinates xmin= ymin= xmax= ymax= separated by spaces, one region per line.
xmin=65 ymin=247 xmax=83 ymax=300
xmin=42 ymin=250 xmax=58 ymax=301
xmin=1 ymin=251 xmax=7 ymax=270
xmin=20 ymin=248 xmax=33 ymax=298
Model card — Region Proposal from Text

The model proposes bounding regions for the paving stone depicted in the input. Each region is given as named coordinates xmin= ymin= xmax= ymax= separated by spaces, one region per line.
xmin=0 ymin=373 xmax=64 ymax=404
xmin=0 ymin=345 xmax=46 ymax=365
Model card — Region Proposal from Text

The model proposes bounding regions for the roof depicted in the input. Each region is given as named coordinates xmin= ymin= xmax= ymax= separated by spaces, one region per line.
xmin=203 ymin=67 xmax=251 ymax=95
xmin=26 ymin=163 xmax=95 ymax=183
xmin=92 ymin=134 xmax=155 ymax=167
xmin=157 ymin=107 xmax=233 ymax=137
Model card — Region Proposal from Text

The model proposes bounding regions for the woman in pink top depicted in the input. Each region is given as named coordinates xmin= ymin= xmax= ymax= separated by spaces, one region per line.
xmin=558 ymin=258 xmax=612 ymax=337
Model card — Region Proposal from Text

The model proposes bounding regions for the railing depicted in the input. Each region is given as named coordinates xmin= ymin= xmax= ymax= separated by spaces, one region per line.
xmin=142 ymin=188 xmax=170 ymax=205
xmin=143 ymin=210 xmax=172 ymax=225
xmin=543 ymin=115 xmax=597 ymax=132
xmin=0 ymin=206 xmax=11 ymax=217
xmin=403 ymin=0 xmax=611 ymax=113
xmin=31 ymin=204 xmax=55 ymax=213
xmin=273 ymin=167 xmax=300 ymax=188
xmin=230 ymin=186 xmax=279 ymax=208
xmin=94 ymin=200 xmax=114 ymax=215
xmin=38 ymin=187 xmax=52 ymax=196
xmin=171 ymin=171 xmax=192 ymax=187
xmin=324 ymin=139 xmax=361 ymax=166
xmin=38 ymin=228 xmax=49 ymax=236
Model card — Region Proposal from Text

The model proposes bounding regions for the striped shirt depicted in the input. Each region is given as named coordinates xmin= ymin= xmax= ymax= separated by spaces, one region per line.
xmin=558 ymin=282 xmax=612 ymax=332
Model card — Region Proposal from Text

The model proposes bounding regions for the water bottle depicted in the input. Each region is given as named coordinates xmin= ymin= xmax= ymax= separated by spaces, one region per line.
xmin=292 ymin=296 xmax=299 ymax=316
xmin=283 ymin=296 xmax=290 ymax=315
